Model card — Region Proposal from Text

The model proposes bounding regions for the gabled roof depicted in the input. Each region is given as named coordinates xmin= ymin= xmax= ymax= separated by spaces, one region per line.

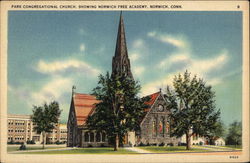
xmin=73 ymin=93 xmax=99 ymax=126
xmin=72 ymin=91 xmax=161 ymax=126
xmin=139 ymin=91 xmax=161 ymax=124
xmin=144 ymin=91 xmax=161 ymax=108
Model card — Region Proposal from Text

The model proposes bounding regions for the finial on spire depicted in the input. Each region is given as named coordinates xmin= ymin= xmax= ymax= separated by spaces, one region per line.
xmin=72 ymin=85 xmax=76 ymax=95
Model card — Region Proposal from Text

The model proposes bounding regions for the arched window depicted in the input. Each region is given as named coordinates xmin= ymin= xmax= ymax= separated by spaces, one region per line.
xmin=102 ymin=133 xmax=106 ymax=142
xmin=96 ymin=132 xmax=101 ymax=142
xmin=161 ymin=119 xmax=165 ymax=136
xmin=152 ymin=120 xmax=156 ymax=136
xmin=84 ymin=132 xmax=89 ymax=142
xmin=166 ymin=121 xmax=170 ymax=134
xmin=90 ymin=132 xmax=94 ymax=142
xmin=159 ymin=121 xmax=163 ymax=133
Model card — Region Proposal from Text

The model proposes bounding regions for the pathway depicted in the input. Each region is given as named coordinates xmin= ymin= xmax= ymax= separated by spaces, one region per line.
xmin=124 ymin=147 xmax=152 ymax=154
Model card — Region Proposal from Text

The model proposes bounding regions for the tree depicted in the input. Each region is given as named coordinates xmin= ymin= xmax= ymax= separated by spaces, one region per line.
xmin=226 ymin=121 xmax=242 ymax=146
xmin=165 ymin=70 xmax=221 ymax=150
xmin=209 ymin=121 xmax=225 ymax=144
xmin=86 ymin=72 xmax=147 ymax=151
xmin=31 ymin=101 xmax=61 ymax=149
xmin=205 ymin=121 xmax=225 ymax=145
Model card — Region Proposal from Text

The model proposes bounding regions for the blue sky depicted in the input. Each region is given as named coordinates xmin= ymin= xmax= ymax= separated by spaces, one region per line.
xmin=8 ymin=11 xmax=242 ymax=125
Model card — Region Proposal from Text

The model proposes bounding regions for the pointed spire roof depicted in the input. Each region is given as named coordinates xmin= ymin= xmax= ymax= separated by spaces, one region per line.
xmin=114 ymin=11 xmax=128 ymax=58
xmin=112 ymin=12 xmax=133 ymax=79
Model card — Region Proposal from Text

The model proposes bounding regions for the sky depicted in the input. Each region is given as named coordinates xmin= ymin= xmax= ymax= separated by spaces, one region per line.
xmin=8 ymin=11 xmax=242 ymax=126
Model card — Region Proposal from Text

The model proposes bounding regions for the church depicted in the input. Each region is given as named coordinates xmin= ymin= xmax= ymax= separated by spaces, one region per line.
xmin=67 ymin=13 xmax=180 ymax=147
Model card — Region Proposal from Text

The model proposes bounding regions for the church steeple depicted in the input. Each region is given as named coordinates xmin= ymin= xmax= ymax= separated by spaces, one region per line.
xmin=112 ymin=12 xmax=133 ymax=79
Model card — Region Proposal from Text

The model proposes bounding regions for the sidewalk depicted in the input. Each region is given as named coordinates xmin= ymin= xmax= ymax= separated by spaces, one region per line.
xmin=124 ymin=147 xmax=152 ymax=154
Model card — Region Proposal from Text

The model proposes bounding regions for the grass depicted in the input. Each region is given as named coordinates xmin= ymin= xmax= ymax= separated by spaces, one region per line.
xmin=17 ymin=147 xmax=137 ymax=154
xmin=7 ymin=146 xmax=66 ymax=152
xmin=224 ymin=145 xmax=242 ymax=149
xmin=138 ymin=146 xmax=209 ymax=153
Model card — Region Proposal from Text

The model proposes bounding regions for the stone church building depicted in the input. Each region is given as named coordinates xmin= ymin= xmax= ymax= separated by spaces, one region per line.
xmin=67 ymin=13 xmax=180 ymax=147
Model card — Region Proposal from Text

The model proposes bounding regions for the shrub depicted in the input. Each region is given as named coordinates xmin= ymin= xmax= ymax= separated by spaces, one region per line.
xmin=159 ymin=142 xmax=165 ymax=146
xmin=178 ymin=142 xmax=186 ymax=146
xmin=27 ymin=140 xmax=35 ymax=144
xmin=100 ymin=143 xmax=106 ymax=147
xmin=139 ymin=142 xmax=145 ymax=146
xmin=19 ymin=143 xmax=26 ymax=150
xmin=8 ymin=140 xmax=14 ymax=144
xmin=167 ymin=143 xmax=173 ymax=146
xmin=88 ymin=144 xmax=93 ymax=147
xmin=55 ymin=140 xmax=61 ymax=145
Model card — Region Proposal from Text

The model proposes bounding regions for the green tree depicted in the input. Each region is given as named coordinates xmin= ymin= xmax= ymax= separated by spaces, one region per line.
xmin=86 ymin=72 xmax=147 ymax=151
xmin=226 ymin=121 xmax=242 ymax=146
xmin=206 ymin=121 xmax=226 ymax=145
xmin=31 ymin=101 xmax=61 ymax=149
xmin=166 ymin=71 xmax=221 ymax=150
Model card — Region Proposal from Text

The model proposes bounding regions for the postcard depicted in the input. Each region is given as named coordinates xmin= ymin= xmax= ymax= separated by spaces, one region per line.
xmin=0 ymin=0 xmax=249 ymax=162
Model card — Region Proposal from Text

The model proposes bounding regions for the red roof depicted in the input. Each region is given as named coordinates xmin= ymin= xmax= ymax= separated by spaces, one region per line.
xmin=138 ymin=91 xmax=161 ymax=124
xmin=144 ymin=91 xmax=161 ymax=107
xmin=73 ymin=93 xmax=99 ymax=126
xmin=73 ymin=91 xmax=161 ymax=126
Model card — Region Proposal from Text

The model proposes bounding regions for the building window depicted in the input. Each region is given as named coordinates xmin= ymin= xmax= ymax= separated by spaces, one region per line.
xmin=84 ymin=132 xmax=89 ymax=142
xmin=159 ymin=120 xmax=163 ymax=134
xmin=152 ymin=120 xmax=156 ymax=136
xmin=166 ymin=122 xmax=170 ymax=134
xmin=96 ymin=132 xmax=101 ymax=142
xmin=90 ymin=132 xmax=94 ymax=142
xmin=193 ymin=134 xmax=198 ymax=140
xmin=102 ymin=133 xmax=106 ymax=142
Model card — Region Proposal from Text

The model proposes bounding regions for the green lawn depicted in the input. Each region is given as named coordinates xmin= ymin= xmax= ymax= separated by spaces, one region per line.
xmin=225 ymin=145 xmax=242 ymax=149
xmin=17 ymin=148 xmax=137 ymax=154
xmin=138 ymin=146 xmax=209 ymax=153
xmin=7 ymin=146 xmax=66 ymax=152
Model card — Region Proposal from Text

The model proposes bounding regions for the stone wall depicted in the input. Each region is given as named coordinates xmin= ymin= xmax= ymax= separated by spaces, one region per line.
xmin=139 ymin=94 xmax=180 ymax=146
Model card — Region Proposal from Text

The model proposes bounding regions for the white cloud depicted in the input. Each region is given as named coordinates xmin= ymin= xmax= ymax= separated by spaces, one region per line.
xmin=159 ymin=53 xmax=190 ymax=68
xmin=142 ymin=50 xmax=229 ymax=96
xmin=148 ymin=31 xmax=188 ymax=49
xmin=141 ymin=74 xmax=174 ymax=96
xmin=130 ymin=53 xmax=140 ymax=62
xmin=133 ymin=66 xmax=145 ymax=76
xmin=142 ymin=30 xmax=230 ymax=96
xmin=36 ymin=59 xmax=100 ymax=76
xmin=80 ymin=43 xmax=85 ymax=52
xmin=30 ymin=76 xmax=73 ymax=105
xmin=8 ymin=75 xmax=73 ymax=107
xmin=132 ymin=39 xmax=145 ymax=49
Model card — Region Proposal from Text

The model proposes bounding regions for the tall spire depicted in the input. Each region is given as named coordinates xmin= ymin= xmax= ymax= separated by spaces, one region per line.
xmin=112 ymin=12 xmax=133 ymax=79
